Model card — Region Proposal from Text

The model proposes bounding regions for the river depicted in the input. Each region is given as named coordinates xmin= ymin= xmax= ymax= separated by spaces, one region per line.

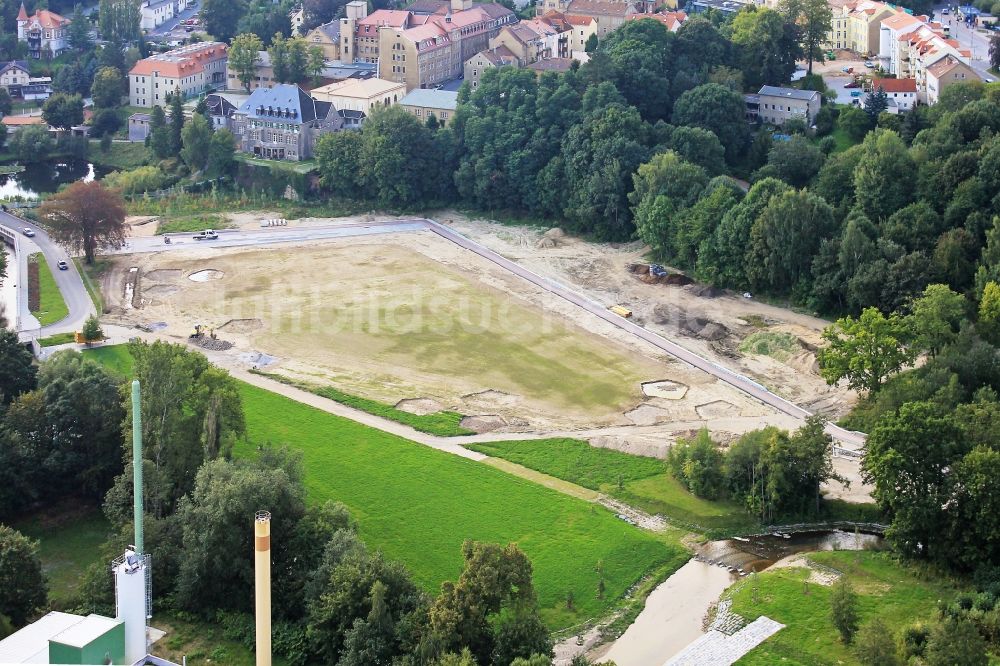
xmin=0 ymin=160 xmax=107 ymax=199
xmin=593 ymin=529 xmax=884 ymax=666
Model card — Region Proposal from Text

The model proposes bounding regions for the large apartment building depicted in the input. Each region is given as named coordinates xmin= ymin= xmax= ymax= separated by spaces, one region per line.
xmin=827 ymin=0 xmax=896 ymax=54
xmin=129 ymin=42 xmax=228 ymax=108
xmin=373 ymin=0 xmax=516 ymax=90
xmin=535 ymin=0 xmax=659 ymax=37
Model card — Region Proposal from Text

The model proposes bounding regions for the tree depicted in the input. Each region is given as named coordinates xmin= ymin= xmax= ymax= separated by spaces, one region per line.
xmin=81 ymin=315 xmax=103 ymax=343
xmin=780 ymin=0 xmax=831 ymax=74
xmin=0 ymin=526 xmax=45 ymax=627
xmin=42 ymin=92 xmax=84 ymax=129
xmin=907 ymin=284 xmax=966 ymax=356
xmin=838 ymin=105 xmax=871 ymax=141
xmin=830 ymin=578 xmax=859 ymax=644
xmin=206 ymin=129 xmax=236 ymax=177
xmin=315 ymin=131 xmax=362 ymax=197
xmin=302 ymin=0 xmax=348 ymax=32
xmin=307 ymin=45 xmax=325 ymax=86
xmin=228 ymin=33 xmax=263 ymax=92
xmin=8 ymin=125 xmax=52 ymax=163
xmin=90 ymin=66 xmax=122 ymax=108
xmin=992 ymin=32 xmax=1000 ymax=71
xmin=819 ymin=308 xmax=915 ymax=394
xmin=148 ymin=104 xmax=170 ymax=159
xmin=863 ymin=401 xmax=965 ymax=559
xmin=925 ymin=618 xmax=988 ymax=666
xmin=99 ymin=0 xmax=141 ymax=45
xmin=169 ymin=90 xmax=184 ymax=154
xmin=667 ymin=429 xmax=724 ymax=498
xmin=201 ymin=0 xmax=247 ymax=42
xmin=765 ymin=135 xmax=825 ymax=187
xmin=68 ymin=4 xmax=94 ymax=52
xmin=854 ymin=129 xmax=916 ymax=222
xmin=426 ymin=541 xmax=552 ymax=666
xmin=37 ymin=181 xmax=127 ymax=265
xmin=180 ymin=113 xmax=212 ymax=172
xmin=0 ymin=87 xmax=12 ymax=116
xmin=662 ymin=125 xmax=727 ymax=176
xmin=671 ymin=83 xmax=749 ymax=163
xmin=863 ymin=84 xmax=888 ymax=120
xmin=103 ymin=341 xmax=245 ymax=524
xmin=980 ymin=281 xmax=1000 ymax=344
xmin=854 ymin=617 xmax=899 ymax=666
xmin=946 ymin=446 xmax=1000 ymax=571
xmin=0 ymin=327 xmax=36 ymax=404
xmin=729 ymin=7 xmax=799 ymax=89
xmin=630 ymin=150 xmax=709 ymax=258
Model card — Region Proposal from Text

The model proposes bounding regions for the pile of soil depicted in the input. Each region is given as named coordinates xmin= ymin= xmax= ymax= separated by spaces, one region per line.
xmin=688 ymin=284 xmax=724 ymax=298
xmin=537 ymin=228 xmax=565 ymax=249
xmin=193 ymin=337 xmax=234 ymax=351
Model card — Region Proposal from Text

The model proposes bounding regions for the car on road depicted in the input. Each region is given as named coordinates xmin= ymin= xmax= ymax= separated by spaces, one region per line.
xmin=864 ymin=61 xmax=875 ymax=68
xmin=942 ymin=7 xmax=949 ymax=13
xmin=192 ymin=230 xmax=219 ymax=240
xmin=844 ymin=81 xmax=860 ymax=88
xmin=850 ymin=90 xmax=863 ymax=97
xmin=22 ymin=227 xmax=34 ymax=237
xmin=57 ymin=260 xmax=68 ymax=270
xmin=841 ymin=66 xmax=854 ymax=73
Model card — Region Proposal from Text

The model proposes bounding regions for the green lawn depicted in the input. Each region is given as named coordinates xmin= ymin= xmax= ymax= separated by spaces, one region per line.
xmin=14 ymin=506 xmax=111 ymax=607
xmin=29 ymin=253 xmax=69 ymax=326
xmin=156 ymin=214 xmax=231 ymax=235
xmin=467 ymin=438 xmax=756 ymax=534
xmin=74 ymin=257 xmax=107 ymax=313
xmin=82 ymin=345 xmax=135 ymax=376
xmin=89 ymin=141 xmax=152 ymax=171
xmin=826 ymin=126 xmax=858 ymax=153
xmin=259 ymin=371 xmax=474 ymax=437
xmin=37 ymin=331 xmax=76 ymax=347
xmin=731 ymin=551 xmax=962 ymax=665
xmin=233 ymin=153 xmax=317 ymax=174
xmin=83 ymin=346 xmax=684 ymax=629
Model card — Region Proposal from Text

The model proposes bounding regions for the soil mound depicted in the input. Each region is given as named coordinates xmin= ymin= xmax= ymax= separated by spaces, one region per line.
xmin=395 ymin=397 xmax=444 ymax=415
xmin=688 ymin=284 xmax=724 ymax=298
xmin=193 ymin=337 xmax=233 ymax=351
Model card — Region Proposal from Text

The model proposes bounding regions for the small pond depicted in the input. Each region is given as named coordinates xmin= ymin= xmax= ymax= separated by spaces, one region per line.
xmin=0 ymin=160 xmax=110 ymax=199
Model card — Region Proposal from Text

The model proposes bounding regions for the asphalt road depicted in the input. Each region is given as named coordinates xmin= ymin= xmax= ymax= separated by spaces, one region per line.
xmin=933 ymin=4 xmax=996 ymax=82
xmin=147 ymin=1 xmax=202 ymax=40
xmin=0 ymin=212 xmax=96 ymax=338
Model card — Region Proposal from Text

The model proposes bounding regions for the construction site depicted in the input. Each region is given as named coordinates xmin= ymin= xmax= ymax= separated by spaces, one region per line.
xmin=98 ymin=212 xmax=861 ymax=473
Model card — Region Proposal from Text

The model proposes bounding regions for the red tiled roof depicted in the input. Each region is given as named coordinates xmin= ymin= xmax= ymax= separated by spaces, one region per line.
xmin=21 ymin=8 xmax=69 ymax=29
xmin=129 ymin=42 xmax=227 ymax=78
xmin=872 ymin=77 xmax=916 ymax=92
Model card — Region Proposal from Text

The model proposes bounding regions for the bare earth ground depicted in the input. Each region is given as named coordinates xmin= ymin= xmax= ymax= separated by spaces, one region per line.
xmin=103 ymin=211 xmax=865 ymax=498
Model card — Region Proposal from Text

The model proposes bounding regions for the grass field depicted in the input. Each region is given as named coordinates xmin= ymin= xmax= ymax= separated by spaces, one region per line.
xmin=74 ymin=258 xmax=108 ymax=313
xmin=28 ymin=253 xmax=69 ymax=326
xmin=467 ymin=438 xmax=756 ymax=534
xmin=89 ymin=141 xmax=151 ymax=171
xmin=37 ymin=331 xmax=76 ymax=347
xmin=83 ymin=346 xmax=684 ymax=629
xmin=83 ymin=345 xmax=135 ymax=376
xmin=730 ymin=551 xmax=963 ymax=665
xmin=14 ymin=505 xmax=111 ymax=607
xmin=156 ymin=214 xmax=231 ymax=235
xmin=259 ymin=371 xmax=474 ymax=436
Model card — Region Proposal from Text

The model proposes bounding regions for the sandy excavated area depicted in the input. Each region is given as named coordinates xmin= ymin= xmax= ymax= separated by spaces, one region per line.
xmin=105 ymin=229 xmax=776 ymax=431
xmin=435 ymin=212 xmax=857 ymax=420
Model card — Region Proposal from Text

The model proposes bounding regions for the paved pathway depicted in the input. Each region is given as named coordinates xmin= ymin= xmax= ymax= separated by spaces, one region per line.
xmin=664 ymin=616 xmax=785 ymax=666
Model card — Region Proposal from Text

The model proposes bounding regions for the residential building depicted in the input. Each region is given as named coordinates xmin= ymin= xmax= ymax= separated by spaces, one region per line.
xmin=527 ymin=57 xmax=574 ymax=73
xmin=377 ymin=0 xmax=516 ymax=91
xmin=0 ymin=60 xmax=30 ymax=92
xmin=231 ymin=84 xmax=342 ymax=160
xmin=2 ymin=115 xmax=46 ymax=133
xmin=290 ymin=6 xmax=306 ymax=35
xmin=204 ymin=92 xmax=248 ymax=130
xmin=400 ymin=88 xmax=458 ymax=124
xmin=140 ymin=0 xmax=175 ymax=32
xmin=305 ymin=20 xmax=342 ymax=60
xmin=564 ymin=14 xmax=597 ymax=52
xmin=870 ymin=76 xmax=916 ymax=110
xmin=311 ymin=78 xmax=406 ymax=127
xmin=490 ymin=18 xmax=569 ymax=65
xmin=627 ymin=10 xmax=687 ymax=31
xmin=537 ymin=0 xmax=662 ymax=34
xmin=683 ymin=0 xmax=750 ymax=16
xmin=129 ymin=42 xmax=228 ymax=108
xmin=925 ymin=54 xmax=980 ymax=105
xmin=463 ymin=45 xmax=518 ymax=89
xmin=16 ymin=4 xmax=70 ymax=59
xmin=877 ymin=10 xmax=973 ymax=102
xmin=756 ymin=85 xmax=821 ymax=126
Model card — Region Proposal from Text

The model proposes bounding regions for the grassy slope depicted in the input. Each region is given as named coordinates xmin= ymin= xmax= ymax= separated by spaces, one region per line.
xmin=467 ymin=438 xmax=756 ymax=534
xmin=237 ymin=384 xmax=681 ymax=628
xmin=29 ymin=253 xmax=69 ymax=326
xmin=14 ymin=506 xmax=111 ymax=606
xmin=37 ymin=331 xmax=76 ymax=347
xmin=74 ymin=257 xmax=107 ymax=313
xmin=259 ymin=371 xmax=473 ymax=437
xmin=156 ymin=215 xmax=231 ymax=235
xmin=82 ymin=347 xmax=682 ymax=629
xmin=88 ymin=141 xmax=151 ymax=171
xmin=732 ymin=551 xmax=960 ymax=666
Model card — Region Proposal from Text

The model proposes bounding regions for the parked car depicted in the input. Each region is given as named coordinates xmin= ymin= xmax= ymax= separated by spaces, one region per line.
xmin=841 ymin=66 xmax=854 ymax=73
xmin=864 ymin=61 xmax=875 ymax=68
xmin=845 ymin=81 xmax=860 ymax=88
xmin=57 ymin=260 xmax=68 ymax=270
xmin=850 ymin=90 xmax=863 ymax=97
xmin=22 ymin=227 xmax=34 ymax=237
xmin=942 ymin=8 xmax=950 ymax=14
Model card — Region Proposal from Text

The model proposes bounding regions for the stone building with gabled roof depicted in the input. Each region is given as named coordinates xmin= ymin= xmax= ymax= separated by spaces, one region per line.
xmin=231 ymin=84 xmax=342 ymax=161
xmin=16 ymin=3 xmax=70 ymax=58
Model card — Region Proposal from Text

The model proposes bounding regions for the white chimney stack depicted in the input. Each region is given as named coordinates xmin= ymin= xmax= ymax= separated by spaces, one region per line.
xmin=113 ymin=548 xmax=148 ymax=664
xmin=254 ymin=511 xmax=272 ymax=666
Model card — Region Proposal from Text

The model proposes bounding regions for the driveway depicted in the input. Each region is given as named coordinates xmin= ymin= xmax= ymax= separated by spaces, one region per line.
xmin=0 ymin=212 xmax=96 ymax=338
